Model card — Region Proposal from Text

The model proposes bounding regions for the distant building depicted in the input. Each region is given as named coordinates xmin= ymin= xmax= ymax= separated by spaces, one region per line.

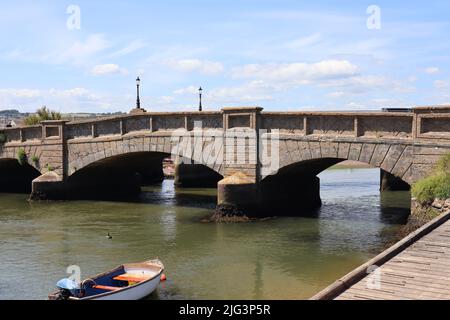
xmin=6 ymin=120 xmax=17 ymax=128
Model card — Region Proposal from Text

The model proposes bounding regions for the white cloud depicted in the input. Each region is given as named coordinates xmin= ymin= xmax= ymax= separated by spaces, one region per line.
xmin=0 ymin=88 xmax=41 ymax=99
xmin=285 ymin=33 xmax=322 ymax=49
xmin=434 ymin=80 xmax=449 ymax=89
xmin=425 ymin=67 xmax=440 ymax=74
xmin=232 ymin=60 xmax=360 ymax=83
xmin=320 ymin=75 xmax=415 ymax=94
xmin=0 ymin=87 xmax=105 ymax=112
xmin=163 ymin=58 xmax=224 ymax=75
xmin=91 ymin=64 xmax=128 ymax=76
xmin=175 ymin=81 xmax=276 ymax=106
xmin=326 ymin=91 xmax=346 ymax=98
xmin=109 ymin=39 xmax=146 ymax=58
xmin=174 ymin=86 xmax=199 ymax=95
xmin=52 ymin=34 xmax=111 ymax=65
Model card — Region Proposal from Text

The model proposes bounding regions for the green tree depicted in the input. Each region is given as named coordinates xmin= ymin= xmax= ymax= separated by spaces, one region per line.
xmin=23 ymin=106 xmax=62 ymax=126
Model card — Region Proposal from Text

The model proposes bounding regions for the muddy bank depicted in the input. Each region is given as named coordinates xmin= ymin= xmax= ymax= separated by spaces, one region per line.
xmin=384 ymin=198 xmax=450 ymax=248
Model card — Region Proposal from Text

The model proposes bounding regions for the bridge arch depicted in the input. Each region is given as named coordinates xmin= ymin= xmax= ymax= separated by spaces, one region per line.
xmin=264 ymin=139 xmax=413 ymax=185
xmin=67 ymin=135 xmax=224 ymax=177
xmin=0 ymin=158 xmax=41 ymax=193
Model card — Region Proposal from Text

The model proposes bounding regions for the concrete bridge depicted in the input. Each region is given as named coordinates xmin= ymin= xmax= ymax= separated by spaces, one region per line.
xmin=0 ymin=106 xmax=449 ymax=216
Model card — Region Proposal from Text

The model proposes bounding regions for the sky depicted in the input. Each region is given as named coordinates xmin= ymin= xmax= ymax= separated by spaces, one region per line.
xmin=0 ymin=0 xmax=450 ymax=113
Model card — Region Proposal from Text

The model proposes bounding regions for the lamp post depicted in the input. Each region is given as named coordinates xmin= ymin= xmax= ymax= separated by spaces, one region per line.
xmin=198 ymin=86 xmax=203 ymax=112
xmin=136 ymin=76 xmax=141 ymax=109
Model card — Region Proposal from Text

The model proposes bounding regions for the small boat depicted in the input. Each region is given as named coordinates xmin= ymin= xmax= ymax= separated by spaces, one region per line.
xmin=48 ymin=259 xmax=164 ymax=300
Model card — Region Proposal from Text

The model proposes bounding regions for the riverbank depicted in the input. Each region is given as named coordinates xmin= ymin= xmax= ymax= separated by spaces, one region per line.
xmin=386 ymin=198 xmax=450 ymax=247
xmin=330 ymin=160 xmax=373 ymax=169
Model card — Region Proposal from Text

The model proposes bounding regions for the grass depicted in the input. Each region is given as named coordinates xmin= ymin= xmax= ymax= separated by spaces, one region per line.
xmin=17 ymin=148 xmax=27 ymax=166
xmin=31 ymin=155 xmax=39 ymax=163
xmin=412 ymin=153 xmax=450 ymax=204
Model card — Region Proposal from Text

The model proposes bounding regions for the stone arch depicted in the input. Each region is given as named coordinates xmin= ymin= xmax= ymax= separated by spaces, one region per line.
xmin=0 ymin=157 xmax=41 ymax=193
xmin=264 ymin=139 xmax=413 ymax=185
xmin=67 ymin=134 xmax=224 ymax=177
xmin=0 ymin=145 xmax=43 ymax=173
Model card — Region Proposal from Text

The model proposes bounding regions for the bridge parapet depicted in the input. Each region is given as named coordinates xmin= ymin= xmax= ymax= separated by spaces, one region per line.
xmin=261 ymin=112 xmax=414 ymax=139
xmin=1 ymin=106 xmax=449 ymax=143
xmin=64 ymin=112 xmax=223 ymax=140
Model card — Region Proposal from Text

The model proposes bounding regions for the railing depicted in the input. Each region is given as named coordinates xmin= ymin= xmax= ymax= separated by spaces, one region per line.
xmin=261 ymin=112 xmax=414 ymax=138
xmin=0 ymin=107 xmax=449 ymax=144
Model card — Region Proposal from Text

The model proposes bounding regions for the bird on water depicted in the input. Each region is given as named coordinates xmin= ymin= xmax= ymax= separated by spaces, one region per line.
xmin=106 ymin=232 xmax=112 ymax=239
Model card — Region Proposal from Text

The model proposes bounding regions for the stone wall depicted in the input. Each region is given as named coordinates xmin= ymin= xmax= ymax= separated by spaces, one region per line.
xmin=0 ymin=107 xmax=449 ymax=197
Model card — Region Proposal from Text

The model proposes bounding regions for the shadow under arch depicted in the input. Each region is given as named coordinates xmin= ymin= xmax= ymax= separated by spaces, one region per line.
xmin=259 ymin=158 xmax=411 ymax=217
xmin=0 ymin=158 xmax=41 ymax=193
xmin=65 ymin=151 xmax=222 ymax=201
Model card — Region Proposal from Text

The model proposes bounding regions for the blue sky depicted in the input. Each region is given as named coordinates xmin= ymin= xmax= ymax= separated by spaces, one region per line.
xmin=1 ymin=0 xmax=450 ymax=113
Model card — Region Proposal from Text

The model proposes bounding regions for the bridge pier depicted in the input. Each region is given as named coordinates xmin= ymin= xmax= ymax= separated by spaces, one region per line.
xmin=216 ymin=172 xmax=260 ymax=218
xmin=260 ymin=175 xmax=321 ymax=215
xmin=380 ymin=169 xmax=410 ymax=191
xmin=215 ymin=171 xmax=322 ymax=218
xmin=31 ymin=169 xmax=142 ymax=200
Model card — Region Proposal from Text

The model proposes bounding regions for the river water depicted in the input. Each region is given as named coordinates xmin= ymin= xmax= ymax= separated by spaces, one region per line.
xmin=0 ymin=168 xmax=410 ymax=300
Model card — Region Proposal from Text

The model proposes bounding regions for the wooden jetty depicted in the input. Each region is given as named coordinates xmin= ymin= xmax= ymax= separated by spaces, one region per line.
xmin=311 ymin=210 xmax=450 ymax=300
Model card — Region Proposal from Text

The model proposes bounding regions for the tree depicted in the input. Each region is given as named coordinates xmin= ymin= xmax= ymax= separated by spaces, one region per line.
xmin=23 ymin=106 xmax=62 ymax=126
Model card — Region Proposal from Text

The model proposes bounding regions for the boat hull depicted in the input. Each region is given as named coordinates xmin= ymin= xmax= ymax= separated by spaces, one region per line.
xmin=82 ymin=272 xmax=161 ymax=300
xmin=50 ymin=259 xmax=164 ymax=301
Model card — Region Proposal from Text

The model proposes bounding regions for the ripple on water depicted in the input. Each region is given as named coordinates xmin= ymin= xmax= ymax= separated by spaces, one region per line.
xmin=0 ymin=168 xmax=410 ymax=299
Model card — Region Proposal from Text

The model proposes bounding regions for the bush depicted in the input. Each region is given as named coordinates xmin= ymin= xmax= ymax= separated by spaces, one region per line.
xmin=23 ymin=106 xmax=62 ymax=126
xmin=436 ymin=153 xmax=450 ymax=174
xmin=31 ymin=155 xmax=39 ymax=163
xmin=17 ymin=148 xmax=27 ymax=165
xmin=0 ymin=133 xmax=6 ymax=143
xmin=412 ymin=173 xmax=450 ymax=204
xmin=46 ymin=164 xmax=54 ymax=172
xmin=412 ymin=153 xmax=450 ymax=204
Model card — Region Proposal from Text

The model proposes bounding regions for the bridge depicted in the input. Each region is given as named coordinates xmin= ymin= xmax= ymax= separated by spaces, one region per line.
xmin=0 ymin=106 xmax=449 ymax=216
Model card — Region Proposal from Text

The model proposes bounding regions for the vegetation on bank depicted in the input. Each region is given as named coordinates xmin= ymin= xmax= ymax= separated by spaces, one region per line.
xmin=412 ymin=153 xmax=450 ymax=204
xmin=23 ymin=106 xmax=62 ymax=126
xmin=0 ymin=132 xmax=6 ymax=143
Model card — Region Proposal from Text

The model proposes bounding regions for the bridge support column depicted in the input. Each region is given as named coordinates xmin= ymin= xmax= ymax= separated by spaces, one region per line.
xmin=260 ymin=175 xmax=322 ymax=215
xmin=380 ymin=169 xmax=410 ymax=191
xmin=30 ymin=172 xmax=66 ymax=200
xmin=215 ymin=172 xmax=260 ymax=219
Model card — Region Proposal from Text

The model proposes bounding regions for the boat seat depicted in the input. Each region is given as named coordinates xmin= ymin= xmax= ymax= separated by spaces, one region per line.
xmin=113 ymin=274 xmax=151 ymax=283
xmin=93 ymin=285 xmax=121 ymax=291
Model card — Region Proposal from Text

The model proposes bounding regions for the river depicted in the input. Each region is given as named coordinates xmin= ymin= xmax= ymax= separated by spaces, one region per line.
xmin=0 ymin=167 xmax=411 ymax=300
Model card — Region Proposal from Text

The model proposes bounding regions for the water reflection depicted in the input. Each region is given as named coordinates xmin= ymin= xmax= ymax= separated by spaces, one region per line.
xmin=0 ymin=168 xmax=410 ymax=300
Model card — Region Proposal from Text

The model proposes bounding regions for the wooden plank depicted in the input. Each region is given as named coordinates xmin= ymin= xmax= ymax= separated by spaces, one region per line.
xmin=330 ymin=218 xmax=450 ymax=300
xmin=93 ymin=285 xmax=121 ymax=291
xmin=113 ymin=274 xmax=150 ymax=282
